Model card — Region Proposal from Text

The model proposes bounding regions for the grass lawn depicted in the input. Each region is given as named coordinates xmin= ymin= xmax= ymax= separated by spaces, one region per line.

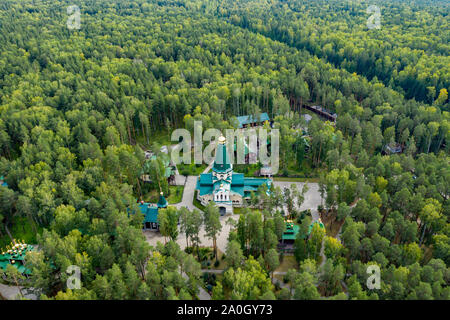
xmin=273 ymin=273 xmax=285 ymax=283
xmin=274 ymin=158 xmax=322 ymax=181
xmin=193 ymin=191 xmax=205 ymax=211
xmin=233 ymin=207 xmax=261 ymax=215
xmin=187 ymin=247 xmax=227 ymax=270
xmin=144 ymin=185 xmax=184 ymax=204
xmin=207 ymin=249 xmax=227 ymax=270
xmin=135 ymin=130 xmax=177 ymax=150
xmin=177 ymin=162 xmax=208 ymax=176
xmin=0 ymin=216 xmax=42 ymax=249
xmin=167 ymin=186 xmax=184 ymax=203
xmin=275 ymin=255 xmax=298 ymax=273
xmin=233 ymin=164 xmax=260 ymax=177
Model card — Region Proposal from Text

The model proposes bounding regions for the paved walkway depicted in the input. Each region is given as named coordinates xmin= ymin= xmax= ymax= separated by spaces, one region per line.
xmin=181 ymin=271 xmax=211 ymax=300
xmin=173 ymin=175 xmax=198 ymax=212
xmin=0 ymin=283 xmax=37 ymax=300
xmin=272 ymin=181 xmax=322 ymax=222
xmin=173 ymin=174 xmax=186 ymax=186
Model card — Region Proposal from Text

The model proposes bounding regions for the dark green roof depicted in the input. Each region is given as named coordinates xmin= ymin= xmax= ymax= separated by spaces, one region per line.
xmin=308 ymin=221 xmax=325 ymax=235
xmin=282 ymin=223 xmax=299 ymax=241
xmin=0 ymin=243 xmax=35 ymax=274
xmin=139 ymin=203 xmax=160 ymax=223
xmin=157 ymin=193 xmax=168 ymax=208
xmin=237 ymin=113 xmax=270 ymax=128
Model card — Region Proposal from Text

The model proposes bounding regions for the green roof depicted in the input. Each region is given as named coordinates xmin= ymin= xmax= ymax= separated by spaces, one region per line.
xmin=0 ymin=175 xmax=7 ymax=188
xmin=231 ymin=173 xmax=244 ymax=185
xmin=308 ymin=221 xmax=325 ymax=235
xmin=0 ymin=243 xmax=35 ymax=275
xmin=197 ymin=172 xmax=271 ymax=198
xmin=237 ymin=113 xmax=270 ymax=128
xmin=199 ymin=173 xmax=213 ymax=185
xmin=139 ymin=203 xmax=160 ymax=223
xmin=243 ymin=177 xmax=271 ymax=186
xmin=282 ymin=223 xmax=299 ymax=241
xmin=213 ymin=142 xmax=232 ymax=173
xmin=231 ymin=185 xmax=245 ymax=196
xmin=157 ymin=193 xmax=168 ymax=208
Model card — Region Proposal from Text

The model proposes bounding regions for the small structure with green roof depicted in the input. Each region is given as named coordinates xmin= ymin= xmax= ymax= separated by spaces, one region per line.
xmin=281 ymin=221 xmax=300 ymax=243
xmin=236 ymin=113 xmax=270 ymax=129
xmin=308 ymin=218 xmax=325 ymax=235
xmin=0 ymin=175 xmax=8 ymax=188
xmin=279 ymin=218 xmax=325 ymax=246
xmin=0 ymin=240 xmax=35 ymax=275
xmin=135 ymin=192 xmax=168 ymax=230
xmin=140 ymin=155 xmax=175 ymax=185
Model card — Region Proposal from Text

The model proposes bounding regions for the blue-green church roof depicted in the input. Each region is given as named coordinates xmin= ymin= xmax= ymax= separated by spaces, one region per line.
xmin=237 ymin=113 xmax=270 ymax=128
xmin=157 ymin=192 xmax=168 ymax=208
xmin=139 ymin=204 xmax=159 ymax=223
xmin=213 ymin=137 xmax=232 ymax=173
xmin=196 ymin=136 xmax=271 ymax=198
xmin=134 ymin=193 xmax=167 ymax=224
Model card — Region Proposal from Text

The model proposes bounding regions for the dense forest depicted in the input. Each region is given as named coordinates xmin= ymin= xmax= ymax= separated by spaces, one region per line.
xmin=0 ymin=0 xmax=448 ymax=300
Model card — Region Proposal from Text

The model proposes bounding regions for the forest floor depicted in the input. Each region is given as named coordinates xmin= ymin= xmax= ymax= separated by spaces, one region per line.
xmin=320 ymin=211 xmax=345 ymax=238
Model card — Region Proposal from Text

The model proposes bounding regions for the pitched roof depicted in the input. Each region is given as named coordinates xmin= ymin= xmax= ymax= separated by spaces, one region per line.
xmin=213 ymin=138 xmax=232 ymax=173
xmin=157 ymin=192 xmax=168 ymax=208
xmin=282 ymin=223 xmax=300 ymax=241
xmin=243 ymin=177 xmax=271 ymax=186
xmin=231 ymin=173 xmax=244 ymax=185
xmin=139 ymin=203 xmax=160 ymax=223
xmin=199 ymin=173 xmax=213 ymax=185
xmin=0 ymin=243 xmax=35 ymax=274
xmin=237 ymin=113 xmax=270 ymax=128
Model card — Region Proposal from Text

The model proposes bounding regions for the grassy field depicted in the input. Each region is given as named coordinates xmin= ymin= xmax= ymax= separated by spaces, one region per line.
xmin=177 ymin=162 xmax=208 ymax=176
xmin=193 ymin=191 xmax=205 ymax=211
xmin=233 ymin=207 xmax=261 ymax=215
xmin=0 ymin=216 xmax=42 ymax=249
xmin=275 ymin=255 xmax=298 ymax=273
xmin=144 ymin=185 xmax=184 ymax=204
xmin=233 ymin=164 xmax=260 ymax=177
